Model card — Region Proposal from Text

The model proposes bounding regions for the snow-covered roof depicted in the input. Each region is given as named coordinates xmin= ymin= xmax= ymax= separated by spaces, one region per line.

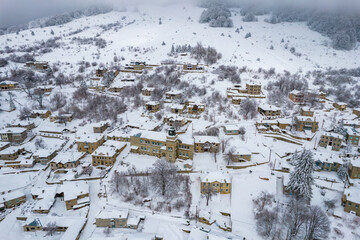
xmin=0 ymin=189 xmax=25 ymax=203
xmin=224 ymin=125 xmax=239 ymax=131
xmin=194 ymin=136 xmax=220 ymax=144
xmin=33 ymin=148 xmax=57 ymax=158
xmin=97 ymin=208 xmax=129 ymax=219
xmin=31 ymin=185 xmax=58 ymax=199
xmin=76 ymin=134 xmax=104 ymax=142
xmin=31 ymin=109 xmax=50 ymax=114
xmin=301 ymin=106 xmax=313 ymax=112
xmin=127 ymin=215 xmax=141 ymax=225
xmin=289 ymin=90 xmax=303 ymax=95
xmin=313 ymin=151 xmax=343 ymax=164
xmin=142 ymin=87 xmax=154 ymax=91
xmin=0 ymin=127 xmax=27 ymax=134
xmin=296 ymin=116 xmax=316 ymax=122
xmin=146 ymin=101 xmax=159 ymax=106
xmin=24 ymin=217 xmax=86 ymax=240
xmin=92 ymin=145 xmax=118 ymax=157
xmin=127 ymin=115 xmax=161 ymax=130
xmin=51 ymin=152 xmax=84 ymax=164
xmin=0 ymin=80 xmax=18 ymax=85
xmin=171 ymin=104 xmax=185 ymax=110
xmin=0 ymin=146 xmax=23 ymax=155
xmin=258 ymin=104 xmax=281 ymax=111
xmin=166 ymin=90 xmax=182 ymax=95
xmin=202 ymin=172 xmax=231 ymax=183
xmin=178 ymin=134 xmax=194 ymax=145
xmin=336 ymin=102 xmax=347 ymax=106
xmin=321 ymin=132 xmax=343 ymax=139
xmin=60 ymin=181 xmax=89 ymax=201
xmin=133 ymin=130 xmax=167 ymax=142
xmin=103 ymin=140 xmax=127 ymax=149
xmin=344 ymin=188 xmax=360 ymax=204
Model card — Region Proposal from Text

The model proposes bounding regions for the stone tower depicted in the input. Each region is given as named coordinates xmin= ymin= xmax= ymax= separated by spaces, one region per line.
xmin=166 ymin=127 xmax=178 ymax=163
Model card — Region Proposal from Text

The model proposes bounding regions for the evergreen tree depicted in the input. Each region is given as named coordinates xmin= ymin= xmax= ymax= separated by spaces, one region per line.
xmin=171 ymin=44 xmax=175 ymax=53
xmin=159 ymin=17 xmax=162 ymax=25
xmin=286 ymin=149 xmax=314 ymax=202
xmin=50 ymin=29 xmax=54 ymax=35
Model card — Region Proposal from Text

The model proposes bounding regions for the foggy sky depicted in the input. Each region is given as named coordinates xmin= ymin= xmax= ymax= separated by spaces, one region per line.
xmin=1 ymin=0 xmax=360 ymax=29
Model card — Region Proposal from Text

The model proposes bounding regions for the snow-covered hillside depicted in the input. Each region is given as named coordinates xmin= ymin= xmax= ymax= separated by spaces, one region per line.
xmin=1 ymin=3 xmax=360 ymax=74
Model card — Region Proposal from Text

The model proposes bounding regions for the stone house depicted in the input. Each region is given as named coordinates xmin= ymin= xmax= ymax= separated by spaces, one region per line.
xmin=294 ymin=116 xmax=319 ymax=133
xmin=0 ymin=80 xmax=18 ymax=90
xmin=342 ymin=188 xmax=360 ymax=216
xmin=300 ymin=107 xmax=314 ymax=117
xmin=333 ymin=102 xmax=347 ymax=111
xmin=77 ymin=135 xmax=105 ymax=154
xmin=201 ymin=172 xmax=231 ymax=194
xmin=258 ymin=104 xmax=281 ymax=118
xmin=142 ymin=87 xmax=154 ymax=96
xmin=319 ymin=132 xmax=343 ymax=151
xmin=50 ymin=152 xmax=85 ymax=170
xmin=288 ymin=90 xmax=304 ymax=104
xmin=165 ymin=90 xmax=182 ymax=100
xmin=145 ymin=101 xmax=160 ymax=113
xmin=92 ymin=141 xmax=127 ymax=167
xmin=95 ymin=209 xmax=129 ymax=228
xmin=187 ymin=102 xmax=205 ymax=114
xmin=93 ymin=121 xmax=110 ymax=133
xmin=0 ymin=127 xmax=27 ymax=143
xmin=194 ymin=136 xmax=220 ymax=153
xmin=30 ymin=109 xmax=51 ymax=118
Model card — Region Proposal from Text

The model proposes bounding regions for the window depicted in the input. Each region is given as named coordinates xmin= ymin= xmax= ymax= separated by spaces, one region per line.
xmin=349 ymin=202 xmax=352 ymax=206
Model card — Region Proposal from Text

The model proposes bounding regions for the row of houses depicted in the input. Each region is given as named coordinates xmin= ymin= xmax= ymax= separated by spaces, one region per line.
xmin=146 ymin=101 xmax=206 ymax=114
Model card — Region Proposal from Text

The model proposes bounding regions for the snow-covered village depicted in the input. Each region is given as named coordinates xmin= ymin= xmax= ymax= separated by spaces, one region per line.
xmin=1 ymin=0 xmax=360 ymax=239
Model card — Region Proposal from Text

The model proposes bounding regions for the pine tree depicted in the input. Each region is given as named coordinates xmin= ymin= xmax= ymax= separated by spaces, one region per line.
xmin=171 ymin=44 xmax=175 ymax=53
xmin=286 ymin=149 xmax=314 ymax=202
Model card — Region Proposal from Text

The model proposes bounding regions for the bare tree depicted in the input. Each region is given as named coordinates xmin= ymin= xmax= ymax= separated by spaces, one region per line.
xmin=33 ymin=88 xmax=45 ymax=109
xmin=283 ymin=199 xmax=307 ymax=240
xmin=82 ymin=165 xmax=93 ymax=176
xmin=35 ymin=138 xmax=46 ymax=149
xmin=256 ymin=209 xmax=279 ymax=238
xmin=224 ymin=148 xmax=235 ymax=165
xmin=303 ymin=206 xmax=330 ymax=240
xmin=51 ymin=92 xmax=67 ymax=111
xmin=103 ymin=227 xmax=111 ymax=236
xmin=305 ymin=92 xmax=319 ymax=107
xmin=221 ymin=138 xmax=231 ymax=153
xmin=19 ymin=106 xmax=31 ymax=120
xmin=44 ymin=221 xmax=58 ymax=236
xmin=240 ymin=98 xmax=257 ymax=120
xmin=202 ymin=185 xmax=214 ymax=206
xmin=110 ymin=171 xmax=127 ymax=193
xmin=253 ymin=191 xmax=276 ymax=219
xmin=213 ymin=151 xmax=218 ymax=163
xmin=150 ymin=159 xmax=179 ymax=196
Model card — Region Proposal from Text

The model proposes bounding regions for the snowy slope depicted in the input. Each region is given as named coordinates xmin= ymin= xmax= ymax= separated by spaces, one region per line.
xmin=1 ymin=3 xmax=360 ymax=74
